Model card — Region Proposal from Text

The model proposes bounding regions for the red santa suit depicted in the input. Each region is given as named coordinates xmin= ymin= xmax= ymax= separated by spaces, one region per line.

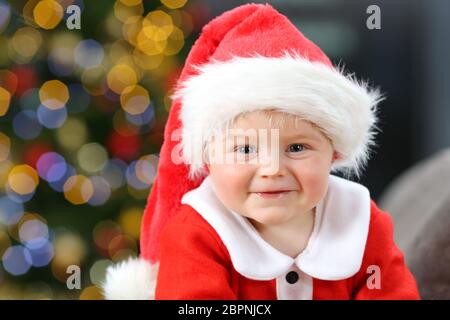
xmin=155 ymin=175 xmax=420 ymax=300
xmin=101 ymin=3 xmax=421 ymax=300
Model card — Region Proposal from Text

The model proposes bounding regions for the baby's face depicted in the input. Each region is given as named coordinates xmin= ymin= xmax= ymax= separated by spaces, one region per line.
xmin=206 ymin=111 xmax=336 ymax=227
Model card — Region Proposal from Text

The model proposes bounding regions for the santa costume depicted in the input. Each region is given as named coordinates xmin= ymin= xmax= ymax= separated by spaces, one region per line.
xmin=102 ymin=3 xmax=420 ymax=300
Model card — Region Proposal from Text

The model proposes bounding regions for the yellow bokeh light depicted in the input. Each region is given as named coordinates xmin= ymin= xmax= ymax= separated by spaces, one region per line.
xmin=0 ymin=132 xmax=10 ymax=161
xmin=106 ymin=64 xmax=137 ymax=94
xmin=80 ymin=66 xmax=107 ymax=96
xmin=120 ymin=84 xmax=150 ymax=115
xmin=56 ymin=117 xmax=88 ymax=152
xmin=113 ymin=0 xmax=144 ymax=23
xmin=33 ymin=0 xmax=64 ymax=30
xmin=143 ymin=10 xmax=174 ymax=38
xmin=161 ymin=0 xmax=188 ymax=9
xmin=63 ymin=175 xmax=94 ymax=205
xmin=53 ymin=232 xmax=87 ymax=266
xmin=0 ymin=159 xmax=13 ymax=192
xmin=122 ymin=16 xmax=142 ymax=47
xmin=51 ymin=231 xmax=87 ymax=284
xmin=163 ymin=26 xmax=185 ymax=56
xmin=0 ymin=86 xmax=11 ymax=116
xmin=79 ymin=285 xmax=104 ymax=300
xmin=133 ymin=49 xmax=164 ymax=70
xmin=168 ymin=9 xmax=194 ymax=38
xmin=119 ymin=0 xmax=142 ymax=6
xmin=107 ymin=40 xmax=130 ymax=63
xmin=118 ymin=207 xmax=143 ymax=239
xmin=136 ymin=26 xmax=167 ymax=56
xmin=7 ymin=165 xmax=39 ymax=195
xmin=11 ymin=27 xmax=42 ymax=60
xmin=39 ymin=80 xmax=69 ymax=110
xmin=77 ymin=143 xmax=108 ymax=173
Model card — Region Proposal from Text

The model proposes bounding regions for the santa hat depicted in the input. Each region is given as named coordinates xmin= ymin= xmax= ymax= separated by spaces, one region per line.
xmin=102 ymin=3 xmax=383 ymax=299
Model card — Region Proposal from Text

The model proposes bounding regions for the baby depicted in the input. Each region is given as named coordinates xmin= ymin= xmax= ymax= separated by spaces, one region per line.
xmin=102 ymin=3 xmax=420 ymax=300
xmin=205 ymin=110 xmax=336 ymax=259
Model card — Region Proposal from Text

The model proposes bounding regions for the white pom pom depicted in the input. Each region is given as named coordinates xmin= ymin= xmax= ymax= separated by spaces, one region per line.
xmin=101 ymin=257 xmax=159 ymax=300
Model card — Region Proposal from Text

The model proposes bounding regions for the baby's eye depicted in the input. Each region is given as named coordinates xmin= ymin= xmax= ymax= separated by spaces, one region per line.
xmin=235 ymin=145 xmax=257 ymax=154
xmin=288 ymin=144 xmax=305 ymax=153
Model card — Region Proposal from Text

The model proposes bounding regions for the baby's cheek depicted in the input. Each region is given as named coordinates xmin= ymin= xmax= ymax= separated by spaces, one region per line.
xmin=209 ymin=164 xmax=252 ymax=206
xmin=298 ymin=164 xmax=330 ymax=201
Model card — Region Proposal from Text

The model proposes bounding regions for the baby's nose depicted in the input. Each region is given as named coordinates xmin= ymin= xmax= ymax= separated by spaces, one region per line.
xmin=257 ymin=151 xmax=283 ymax=177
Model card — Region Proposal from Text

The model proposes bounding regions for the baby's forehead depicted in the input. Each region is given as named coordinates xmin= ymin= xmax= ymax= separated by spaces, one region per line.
xmin=226 ymin=111 xmax=323 ymax=139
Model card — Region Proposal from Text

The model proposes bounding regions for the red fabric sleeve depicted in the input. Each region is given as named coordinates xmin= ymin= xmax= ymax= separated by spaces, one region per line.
xmin=352 ymin=201 xmax=421 ymax=299
xmin=154 ymin=207 xmax=237 ymax=300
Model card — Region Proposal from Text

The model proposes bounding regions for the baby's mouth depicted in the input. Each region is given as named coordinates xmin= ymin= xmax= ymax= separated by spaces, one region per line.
xmin=254 ymin=190 xmax=292 ymax=199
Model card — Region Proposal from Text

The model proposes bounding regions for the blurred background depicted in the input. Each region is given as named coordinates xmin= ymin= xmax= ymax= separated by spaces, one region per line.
xmin=0 ymin=0 xmax=449 ymax=299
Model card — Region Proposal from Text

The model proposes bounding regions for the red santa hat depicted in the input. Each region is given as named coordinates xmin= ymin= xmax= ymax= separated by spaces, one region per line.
xmin=102 ymin=3 xmax=382 ymax=299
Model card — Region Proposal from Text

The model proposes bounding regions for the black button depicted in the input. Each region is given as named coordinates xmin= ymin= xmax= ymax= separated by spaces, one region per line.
xmin=285 ymin=271 xmax=299 ymax=284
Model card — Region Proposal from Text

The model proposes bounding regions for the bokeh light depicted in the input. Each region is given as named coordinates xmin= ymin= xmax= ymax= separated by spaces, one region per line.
xmin=108 ymin=234 xmax=137 ymax=261
xmin=106 ymin=64 xmax=138 ymax=94
xmin=11 ymin=27 xmax=42 ymax=63
xmin=56 ymin=117 xmax=88 ymax=151
xmin=113 ymin=0 xmax=144 ymax=23
xmin=33 ymin=0 xmax=64 ymax=30
xmin=74 ymin=39 xmax=104 ymax=69
xmin=135 ymin=154 xmax=158 ymax=185
xmin=63 ymin=174 xmax=94 ymax=205
xmin=161 ymin=0 xmax=188 ymax=10
xmin=36 ymin=152 xmax=67 ymax=183
xmin=0 ymin=160 xmax=13 ymax=191
xmin=100 ymin=158 xmax=127 ymax=189
xmin=13 ymin=110 xmax=43 ymax=140
xmin=89 ymin=259 xmax=112 ymax=287
xmin=87 ymin=176 xmax=111 ymax=206
xmin=0 ymin=86 xmax=11 ymax=116
xmin=48 ymin=164 xmax=76 ymax=192
xmin=79 ymin=285 xmax=103 ymax=300
xmin=2 ymin=245 xmax=32 ymax=276
xmin=51 ymin=230 xmax=87 ymax=283
xmin=126 ymin=160 xmax=150 ymax=190
xmin=0 ymin=197 xmax=24 ymax=226
xmin=120 ymin=84 xmax=150 ymax=115
xmin=92 ymin=220 xmax=121 ymax=257
xmin=0 ymin=0 xmax=11 ymax=34
xmin=125 ymin=101 xmax=155 ymax=126
xmin=7 ymin=165 xmax=39 ymax=196
xmin=19 ymin=88 xmax=40 ymax=111
xmin=39 ymin=80 xmax=70 ymax=110
xmin=77 ymin=143 xmax=108 ymax=173
xmin=0 ymin=0 xmax=197 ymax=298
xmin=37 ymin=104 xmax=68 ymax=128
xmin=18 ymin=216 xmax=48 ymax=241
xmin=118 ymin=207 xmax=142 ymax=239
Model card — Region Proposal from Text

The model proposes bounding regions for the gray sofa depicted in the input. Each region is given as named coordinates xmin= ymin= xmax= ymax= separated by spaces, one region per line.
xmin=378 ymin=148 xmax=450 ymax=299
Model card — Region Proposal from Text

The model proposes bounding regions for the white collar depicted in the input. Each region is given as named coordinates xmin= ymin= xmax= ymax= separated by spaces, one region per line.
xmin=181 ymin=175 xmax=371 ymax=281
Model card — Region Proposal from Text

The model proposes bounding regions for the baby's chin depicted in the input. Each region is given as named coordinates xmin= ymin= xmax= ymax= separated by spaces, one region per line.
xmin=243 ymin=207 xmax=296 ymax=226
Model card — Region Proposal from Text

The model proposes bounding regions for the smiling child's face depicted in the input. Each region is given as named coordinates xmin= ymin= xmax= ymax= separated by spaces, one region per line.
xmin=206 ymin=111 xmax=337 ymax=227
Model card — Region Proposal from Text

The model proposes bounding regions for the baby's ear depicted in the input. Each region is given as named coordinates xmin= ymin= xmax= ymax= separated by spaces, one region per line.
xmin=332 ymin=151 xmax=340 ymax=162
